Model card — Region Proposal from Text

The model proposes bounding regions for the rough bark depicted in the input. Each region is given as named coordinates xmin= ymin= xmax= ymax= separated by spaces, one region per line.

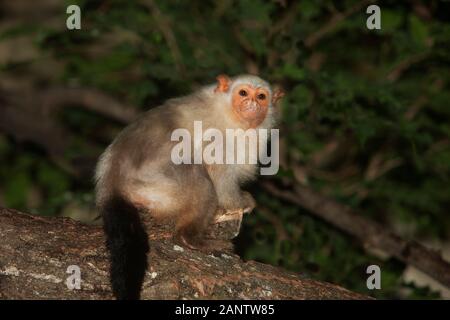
xmin=0 ymin=208 xmax=368 ymax=300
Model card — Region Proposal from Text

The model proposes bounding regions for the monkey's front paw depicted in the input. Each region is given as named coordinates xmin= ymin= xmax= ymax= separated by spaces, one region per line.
xmin=241 ymin=191 xmax=256 ymax=213
xmin=214 ymin=192 xmax=255 ymax=223
xmin=218 ymin=191 xmax=256 ymax=216
xmin=214 ymin=208 xmax=243 ymax=223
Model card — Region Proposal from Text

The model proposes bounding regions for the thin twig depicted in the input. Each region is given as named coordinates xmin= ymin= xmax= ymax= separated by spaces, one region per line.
xmin=262 ymin=180 xmax=450 ymax=289
xmin=41 ymin=87 xmax=138 ymax=124
xmin=304 ymin=0 xmax=375 ymax=48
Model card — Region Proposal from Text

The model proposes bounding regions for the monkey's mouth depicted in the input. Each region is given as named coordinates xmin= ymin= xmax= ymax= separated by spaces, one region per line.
xmin=242 ymin=102 xmax=259 ymax=113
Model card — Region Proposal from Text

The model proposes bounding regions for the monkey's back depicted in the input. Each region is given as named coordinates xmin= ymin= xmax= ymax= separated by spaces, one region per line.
xmin=94 ymin=91 xmax=218 ymax=207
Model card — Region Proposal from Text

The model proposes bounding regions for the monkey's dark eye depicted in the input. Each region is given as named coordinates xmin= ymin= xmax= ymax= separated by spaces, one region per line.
xmin=257 ymin=93 xmax=266 ymax=100
xmin=239 ymin=90 xmax=248 ymax=97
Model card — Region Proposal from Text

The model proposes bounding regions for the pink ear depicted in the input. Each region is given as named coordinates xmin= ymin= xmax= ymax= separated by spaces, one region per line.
xmin=272 ymin=88 xmax=285 ymax=104
xmin=214 ymin=74 xmax=231 ymax=93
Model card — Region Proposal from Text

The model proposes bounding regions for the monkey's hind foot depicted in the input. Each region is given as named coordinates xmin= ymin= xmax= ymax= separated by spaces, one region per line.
xmin=203 ymin=239 xmax=234 ymax=254
xmin=174 ymin=233 xmax=203 ymax=251
xmin=173 ymin=234 xmax=233 ymax=254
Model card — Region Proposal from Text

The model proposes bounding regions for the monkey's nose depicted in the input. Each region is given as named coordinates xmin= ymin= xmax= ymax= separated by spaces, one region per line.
xmin=244 ymin=101 xmax=259 ymax=112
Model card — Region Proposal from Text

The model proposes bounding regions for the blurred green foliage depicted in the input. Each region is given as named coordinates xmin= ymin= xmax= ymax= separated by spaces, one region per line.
xmin=1 ymin=0 xmax=449 ymax=299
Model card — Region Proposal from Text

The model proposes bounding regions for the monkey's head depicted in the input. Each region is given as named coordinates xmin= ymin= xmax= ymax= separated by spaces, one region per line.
xmin=214 ymin=74 xmax=284 ymax=128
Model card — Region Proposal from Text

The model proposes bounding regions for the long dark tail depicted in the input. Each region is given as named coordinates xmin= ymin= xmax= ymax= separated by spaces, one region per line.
xmin=101 ymin=194 xmax=149 ymax=300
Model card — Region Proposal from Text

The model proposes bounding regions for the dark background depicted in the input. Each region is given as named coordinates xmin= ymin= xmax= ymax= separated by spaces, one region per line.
xmin=0 ymin=0 xmax=449 ymax=299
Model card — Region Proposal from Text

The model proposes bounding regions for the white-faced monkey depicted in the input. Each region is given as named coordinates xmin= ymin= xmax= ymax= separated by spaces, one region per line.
xmin=95 ymin=74 xmax=284 ymax=299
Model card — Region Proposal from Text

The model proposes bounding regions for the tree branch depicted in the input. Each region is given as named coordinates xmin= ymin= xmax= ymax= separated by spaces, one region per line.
xmin=0 ymin=208 xmax=368 ymax=299
xmin=262 ymin=181 xmax=450 ymax=289
xmin=40 ymin=87 xmax=139 ymax=124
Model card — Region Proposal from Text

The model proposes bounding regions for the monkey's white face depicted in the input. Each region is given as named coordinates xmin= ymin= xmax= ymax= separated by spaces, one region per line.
xmin=214 ymin=74 xmax=284 ymax=128
xmin=231 ymin=83 xmax=270 ymax=128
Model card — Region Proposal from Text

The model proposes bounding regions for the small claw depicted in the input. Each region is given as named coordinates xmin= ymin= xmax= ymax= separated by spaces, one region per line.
xmin=242 ymin=206 xmax=253 ymax=214
xmin=175 ymin=235 xmax=199 ymax=250
xmin=226 ymin=208 xmax=244 ymax=216
xmin=214 ymin=212 xmax=243 ymax=223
